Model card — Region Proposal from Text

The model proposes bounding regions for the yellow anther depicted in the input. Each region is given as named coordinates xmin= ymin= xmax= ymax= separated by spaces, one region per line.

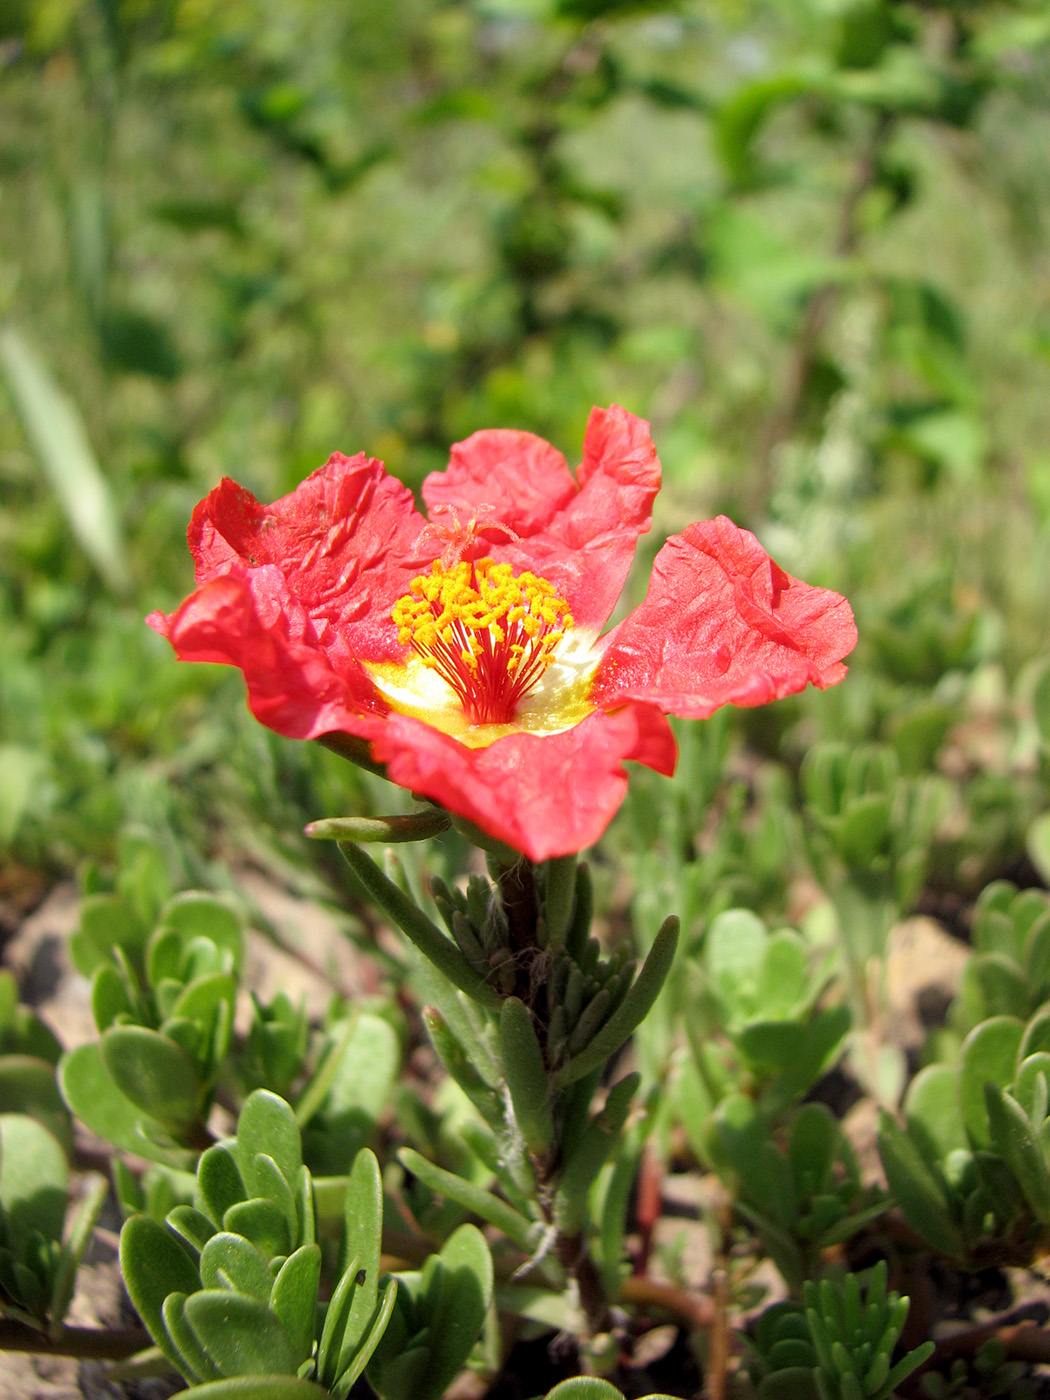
xmin=390 ymin=554 xmax=574 ymax=725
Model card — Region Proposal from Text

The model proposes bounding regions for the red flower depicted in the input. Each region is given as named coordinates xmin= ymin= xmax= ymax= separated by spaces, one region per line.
xmin=149 ymin=407 xmax=856 ymax=860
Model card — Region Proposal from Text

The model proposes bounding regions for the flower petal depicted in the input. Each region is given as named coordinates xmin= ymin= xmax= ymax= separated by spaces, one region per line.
xmin=592 ymin=516 xmax=857 ymax=718
xmin=149 ymin=567 xmax=385 ymax=740
xmin=187 ymin=452 xmax=426 ymax=661
xmin=368 ymin=703 xmax=677 ymax=861
xmin=421 ymin=405 xmax=660 ymax=632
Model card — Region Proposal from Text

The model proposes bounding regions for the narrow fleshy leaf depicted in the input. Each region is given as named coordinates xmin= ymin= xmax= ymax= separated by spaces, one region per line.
xmin=554 ymin=918 xmax=679 ymax=1088
xmin=500 ymin=998 xmax=554 ymax=1154
xmin=337 ymin=843 xmax=499 ymax=1009
xmin=398 ymin=1148 xmax=538 ymax=1253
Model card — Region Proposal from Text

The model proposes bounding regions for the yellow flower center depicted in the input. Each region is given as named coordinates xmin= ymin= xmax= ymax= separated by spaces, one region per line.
xmin=391 ymin=557 xmax=575 ymax=726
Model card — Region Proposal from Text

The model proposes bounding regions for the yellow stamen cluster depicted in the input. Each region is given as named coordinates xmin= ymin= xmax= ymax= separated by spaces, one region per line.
xmin=391 ymin=557 xmax=574 ymax=725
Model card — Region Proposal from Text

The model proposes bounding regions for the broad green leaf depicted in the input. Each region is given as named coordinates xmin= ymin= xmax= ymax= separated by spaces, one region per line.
xmin=198 ymin=1144 xmax=245 ymax=1226
xmin=300 ymin=1014 xmax=399 ymax=1175
xmin=100 ymin=1026 xmax=200 ymax=1132
xmin=120 ymin=1214 xmax=202 ymax=1374
xmin=269 ymin=1244 xmax=321 ymax=1365
xmin=180 ymin=1380 xmax=327 ymax=1399
xmin=164 ymin=1291 xmax=223 ymax=1383
xmin=223 ymin=1199 xmax=290 ymax=1261
xmin=70 ymin=895 xmax=146 ymax=978
xmin=184 ymin=1290 xmax=298 ymax=1376
xmin=0 ymin=746 xmax=47 ymax=848
xmin=904 ymin=1064 xmax=966 ymax=1166
xmin=0 ymin=1056 xmax=72 ymax=1155
xmin=424 ymin=1224 xmax=493 ymax=1400
xmin=959 ymin=1017 xmax=1024 ymax=1147
xmin=236 ymin=1092 xmax=301 ymax=1191
xmin=60 ymin=1044 xmax=189 ymax=1168
xmin=199 ymin=1233 xmax=273 ymax=1300
xmin=704 ymin=909 xmax=767 ymax=1006
xmin=0 ymin=1115 xmax=67 ymax=1257
xmin=159 ymin=894 xmax=244 ymax=969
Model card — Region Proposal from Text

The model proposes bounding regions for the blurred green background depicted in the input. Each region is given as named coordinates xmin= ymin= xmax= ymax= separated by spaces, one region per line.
xmin=3 ymin=0 xmax=1050 ymax=902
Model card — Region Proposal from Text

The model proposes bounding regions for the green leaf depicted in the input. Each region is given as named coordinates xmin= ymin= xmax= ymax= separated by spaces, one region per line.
xmin=397 ymin=1147 xmax=538 ymax=1253
xmin=269 ymin=1244 xmax=321 ymax=1365
xmin=59 ymin=1044 xmax=189 ymax=1168
xmin=0 ymin=325 xmax=129 ymax=592
xmin=554 ymin=917 xmax=679 ymax=1088
xmin=223 ymin=1199 xmax=291 ymax=1261
xmin=333 ymin=1148 xmax=383 ymax=1376
xmin=183 ymin=1290 xmax=298 ymax=1376
xmin=48 ymin=1171 xmax=107 ymax=1326
xmin=424 ymin=1224 xmax=493 ymax=1400
xmin=168 ymin=1206 xmax=219 ymax=1256
xmin=200 ymin=1233 xmax=273 ymax=1300
xmin=715 ymin=68 xmax=828 ymax=185
xmin=904 ymin=1064 xmax=966 ymax=1167
xmin=70 ymin=894 xmax=146 ymax=978
xmin=100 ymin=1025 xmax=201 ymax=1133
xmin=120 ymin=1214 xmax=202 ymax=1374
xmin=788 ymin=1104 xmax=838 ymax=1199
xmin=0 ymin=746 xmax=48 ymax=848
xmin=299 ymin=1014 xmax=400 ymax=1175
xmin=959 ymin=1017 xmax=1025 ymax=1147
xmin=543 ymin=1382 xmax=626 ymax=1400
xmin=500 ymin=998 xmax=554 ymax=1154
xmin=555 ymin=1073 xmax=638 ymax=1236
xmin=236 ymin=1092 xmax=302 ymax=1192
xmin=332 ymin=1276 xmax=397 ymax=1400
xmin=305 ymin=810 xmax=450 ymax=843
xmin=337 ymin=843 xmax=499 ymax=1009
xmin=984 ymin=1085 xmax=1050 ymax=1224
xmin=877 ymin=1111 xmax=964 ymax=1260
xmin=164 ymin=1291 xmax=223 ymax=1383
xmin=198 ymin=1144 xmax=246 ymax=1227
xmin=0 ymin=1114 xmax=67 ymax=1260
xmin=705 ymin=909 xmax=767 ymax=1007
xmin=1027 ymin=812 xmax=1050 ymax=887
xmin=0 ymin=1055 xmax=72 ymax=1156
xmin=180 ymin=1380 xmax=328 ymax=1399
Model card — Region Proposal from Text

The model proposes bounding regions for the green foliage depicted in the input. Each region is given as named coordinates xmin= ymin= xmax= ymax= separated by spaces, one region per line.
xmin=120 ymin=1091 xmax=397 ymax=1396
xmin=879 ymin=998 xmax=1050 ymax=1264
xmin=366 ymin=1224 xmax=493 ymax=1400
xmin=59 ymin=888 xmax=245 ymax=1161
xmin=953 ymin=883 xmax=1050 ymax=1032
xmin=747 ymin=1263 xmax=933 ymax=1400
xmin=675 ymin=908 xmax=850 ymax=1137
xmin=709 ymin=1099 xmax=886 ymax=1294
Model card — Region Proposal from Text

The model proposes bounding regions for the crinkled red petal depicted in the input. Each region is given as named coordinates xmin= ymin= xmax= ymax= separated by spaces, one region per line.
xmin=592 ymin=516 xmax=857 ymax=719
xmin=187 ymin=452 xmax=426 ymax=662
xmin=148 ymin=567 xmax=386 ymax=740
xmin=368 ymin=703 xmax=677 ymax=861
xmin=420 ymin=405 xmax=660 ymax=633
